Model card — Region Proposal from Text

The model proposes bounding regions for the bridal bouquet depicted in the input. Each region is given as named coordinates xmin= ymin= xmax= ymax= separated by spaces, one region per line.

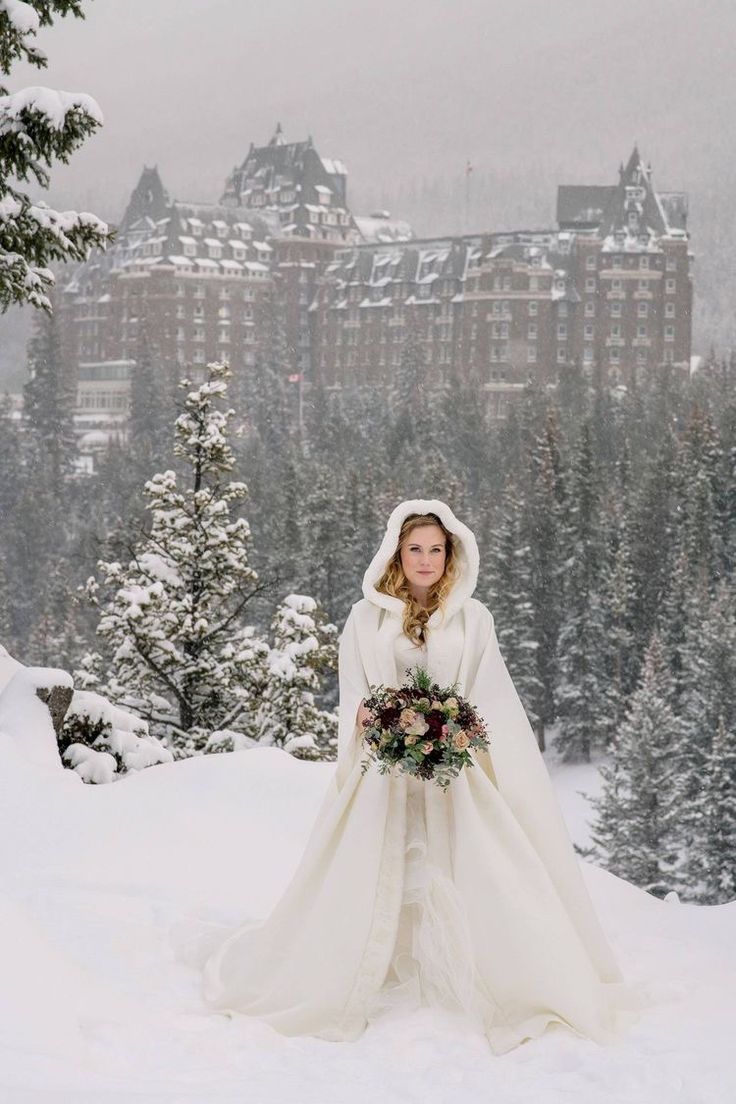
xmin=359 ymin=666 xmax=490 ymax=790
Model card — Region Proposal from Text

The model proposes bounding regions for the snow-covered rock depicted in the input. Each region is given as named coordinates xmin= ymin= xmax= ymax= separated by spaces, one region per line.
xmin=0 ymin=658 xmax=73 ymax=771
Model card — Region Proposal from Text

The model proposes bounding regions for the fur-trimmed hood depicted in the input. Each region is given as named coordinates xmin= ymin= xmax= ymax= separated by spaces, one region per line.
xmin=361 ymin=498 xmax=479 ymax=625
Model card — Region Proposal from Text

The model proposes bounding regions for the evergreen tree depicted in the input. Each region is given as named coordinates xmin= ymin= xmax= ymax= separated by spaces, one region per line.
xmin=587 ymin=629 xmax=684 ymax=899
xmin=675 ymin=580 xmax=736 ymax=898
xmin=486 ymin=476 xmax=542 ymax=732
xmin=0 ymin=0 xmax=112 ymax=310
xmin=598 ymin=493 xmax=639 ymax=742
xmin=696 ymin=715 xmax=736 ymax=905
xmin=22 ymin=296 xmax=77 ymax=492
xmin=85 ymin=361 xmax=271 ymax=755
xmin=254 ymin=594 xmax=338 ymax=760
xmin=554 ymin=422 xmax=609 ymax=761
xmin=523 ymin=404 xmax=566 ymax=749
xmin=129 ymin=324 xmax=171 ymax=476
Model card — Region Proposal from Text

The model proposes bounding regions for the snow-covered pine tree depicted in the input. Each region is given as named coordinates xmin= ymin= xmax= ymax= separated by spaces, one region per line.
xmin=0 ymin=0 xmax=112 ymax=310
xmin=129 ymin=323 xmax=171 ymax=475
xmin=554 ymin=421 xmax=609 ymax=762
xmin=677 ymin=404 xmax=727 ymax=593
xmin=587 ymin=628 xmax=684 ymax=899
xmin=254 ymin=594 xmax=338 ymax=760
xmin=84 ymin=361 xmax=270 ymax=755
xmin=22 ymin=292 xmax=77 ymax=490
xmin=486 ymin=476 xmax=542 ymax=734
xmin=598 ymin=493 xmax=639 ymax=744
xmin=523 ymin=405 xmax=566 ymax=750
xmin=696 ymin=715 xmax=736 ymax=905
xmin=301 ymin=458 xmax=357 ymax=617
xmin=675 ymin=579 xmax=736 ymax=899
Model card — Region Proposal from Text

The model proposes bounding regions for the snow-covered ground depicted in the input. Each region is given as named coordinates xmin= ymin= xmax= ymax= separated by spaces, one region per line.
xmin=1 ymin=728 xmax=734 ymax=1103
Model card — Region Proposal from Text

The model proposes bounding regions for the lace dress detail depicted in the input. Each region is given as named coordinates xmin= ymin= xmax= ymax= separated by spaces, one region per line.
xmin=364 ymin=631 xmax=489 ymax=1028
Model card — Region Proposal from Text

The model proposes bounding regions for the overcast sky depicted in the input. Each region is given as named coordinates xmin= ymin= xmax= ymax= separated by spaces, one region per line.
xmin=11 ymin=0 xmax=735 ymax=228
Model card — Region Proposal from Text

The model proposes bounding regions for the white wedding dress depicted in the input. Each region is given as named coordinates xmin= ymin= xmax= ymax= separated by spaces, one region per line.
xmin=365 ymin=632 xmax=491 ymax=1029
xmin=170 ymin=498 xmax=652 ymax=1054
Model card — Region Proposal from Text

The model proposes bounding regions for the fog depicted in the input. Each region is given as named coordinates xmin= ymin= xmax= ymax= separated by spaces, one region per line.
xmin=9 ymin=0 xmax=734 ymax=221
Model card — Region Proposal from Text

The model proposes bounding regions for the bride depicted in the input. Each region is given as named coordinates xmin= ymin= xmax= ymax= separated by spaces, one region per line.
xmin=176 ymin=498 xmax=648 ymax=1054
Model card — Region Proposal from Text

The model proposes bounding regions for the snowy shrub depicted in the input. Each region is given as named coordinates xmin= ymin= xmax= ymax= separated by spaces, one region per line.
xmin=59 ymin=689 xmax=173 ymax=784
xmin=254 ymin=594 xmax=338 ymax=762
xmin=204 ymin=729 xmax=259 ymax=754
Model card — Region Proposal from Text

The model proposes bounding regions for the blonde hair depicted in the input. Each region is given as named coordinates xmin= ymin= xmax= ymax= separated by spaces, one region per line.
xmin=374 ymin=512 xmax=461 ymax=645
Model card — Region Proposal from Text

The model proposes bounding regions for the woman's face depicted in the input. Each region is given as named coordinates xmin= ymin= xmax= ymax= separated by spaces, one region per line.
xmin=399 ymin=524 xmax=447 ymax=589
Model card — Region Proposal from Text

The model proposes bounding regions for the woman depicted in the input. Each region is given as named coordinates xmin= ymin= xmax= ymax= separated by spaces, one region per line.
xmin=180 ymin=498 xmax=648 ymax=1053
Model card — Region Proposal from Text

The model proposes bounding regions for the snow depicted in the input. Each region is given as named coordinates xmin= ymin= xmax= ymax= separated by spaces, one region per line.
xmin=1 ymin=722 xmax=735 ymax=1101
xmin=0 ymin=85 xmax=104 ymax=129
xmin=0 ymin=0 xmax=39 ymax=36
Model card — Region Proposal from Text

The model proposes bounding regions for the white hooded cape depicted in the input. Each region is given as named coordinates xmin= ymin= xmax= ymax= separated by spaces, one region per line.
xmin=173 ymin=498 xmax=649 ymax=1054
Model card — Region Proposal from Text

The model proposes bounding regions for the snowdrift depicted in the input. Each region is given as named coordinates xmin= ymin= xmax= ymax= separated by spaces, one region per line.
xmin=1 ymin=712 xmax=734 ymax=1102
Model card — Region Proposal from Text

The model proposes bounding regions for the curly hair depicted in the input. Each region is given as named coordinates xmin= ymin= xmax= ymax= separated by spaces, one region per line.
xmin=374 ymin=512 xmax=461 ymax=645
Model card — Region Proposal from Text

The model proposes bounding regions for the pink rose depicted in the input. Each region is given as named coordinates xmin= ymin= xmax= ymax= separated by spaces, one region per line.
xmin=421 ymin=740 xmax=433 ymax=754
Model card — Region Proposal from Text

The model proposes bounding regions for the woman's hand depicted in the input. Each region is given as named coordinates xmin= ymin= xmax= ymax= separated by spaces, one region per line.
xmin=356 ymin=699 xmax=372 ymax=729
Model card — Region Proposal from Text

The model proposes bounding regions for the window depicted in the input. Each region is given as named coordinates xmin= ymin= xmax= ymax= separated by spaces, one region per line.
xmin=666 ymin=278 xmax=676 ymax=293
xmin=612 ymin=278 xmax=622 ymax=291
xmin=528 ymin=322 xmax=537 ymax=338
xmin=611 ymin=302 xmax=622 ymax=317
xmin=611 ymin=324 xmax=621 ymax=337
xmin=640 ymin=256 xmax=650 ymax=269
xmin=613 ymin=255 xmax=623 ymax=269
xmin=609 ymin=347 xmax=620 ymax=363
xmin=528 ymin=301 xmax=538 ymax=316
xmin=557 ymin=346 xmax=566 ymax=363
xmin=585 ymin=301 xmax=595 ymax=317
xmin=502 ymin=276 xmax=511 ymax=291
xmin=665 ymin=324 xmax=675 ymax=341
xmin=584 ymin=324 xmax=594 ymax=339
xmin=558 ymin=302 xmax=568 ymax=318
xmin=584 ymin=346 xmax=593 ymax=363
xmin=637 ymin=324 xmax=647 ymax=338
xmin=557 ymin=322 xmax=567 ymax=339
xmin=666 ymin=256 xmax=677 ymax=272
xmin=585 ymin=278 xmax=596 ymax=292
xmin=638 ymin=302 xmax=649 ymax=317
xmin=527 ymin=344 xmax=537 ymax=363
xmin=665 ymin=303 xmax=676 ymax=318
xmin=638 ymin=278 xmax=649 ymax=291
xmin=529 ymin=275 xmax=539 ymax=291
xmin=586 ymin=255 xmax=596 ymax=270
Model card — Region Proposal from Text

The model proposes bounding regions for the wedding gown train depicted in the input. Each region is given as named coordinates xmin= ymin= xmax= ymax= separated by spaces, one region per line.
xmin=170 ymin=620 xmax=650 ymax=1055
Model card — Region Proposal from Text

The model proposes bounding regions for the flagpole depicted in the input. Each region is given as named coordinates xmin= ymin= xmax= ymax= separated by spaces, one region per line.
xmin=465 ymin=159 xmax=473 ymax=234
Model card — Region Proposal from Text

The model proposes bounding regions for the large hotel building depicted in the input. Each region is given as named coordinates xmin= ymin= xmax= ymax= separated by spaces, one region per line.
xmin=60 ymin=128 xmax=692 ymax=442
